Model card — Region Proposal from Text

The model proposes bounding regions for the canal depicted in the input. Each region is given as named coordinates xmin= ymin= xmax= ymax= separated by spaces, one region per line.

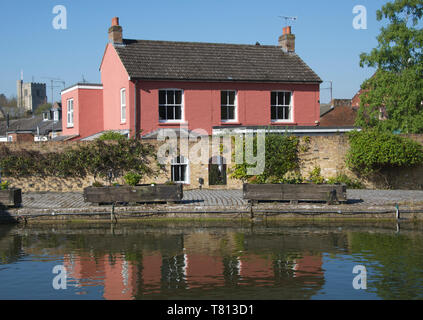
xmin=0 ymin=221 xmax=423 ymax=300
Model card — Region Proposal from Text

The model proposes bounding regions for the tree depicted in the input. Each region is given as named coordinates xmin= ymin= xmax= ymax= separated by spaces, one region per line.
xmin=360 ymin=0 xmax=423 ymax=72
xmin=0 ymin=94 xmax=18 ymax=108
xmin=356 ymin=0 xmax=423 ymax=133
xmin=35 ymin=103 xmax=52 ymax=115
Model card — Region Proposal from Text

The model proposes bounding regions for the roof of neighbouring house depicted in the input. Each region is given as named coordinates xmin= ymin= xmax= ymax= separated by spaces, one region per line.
xmin=0 ymin=115 xmax=62 ymax=136
xmin=113 ymin=39 xmax=323 ymax=83
xmin=319 ymin=106 xmax=358 ymax=127
xmin=320 ymin=103 xmax=334 ymax=117
xmin=52 ymin=134 xmax=79 ymax=141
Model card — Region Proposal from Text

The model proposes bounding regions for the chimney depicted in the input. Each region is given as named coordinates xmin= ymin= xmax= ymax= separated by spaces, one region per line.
xmin=278 ymin=26 xmax=296 ymax=53
xmin=108 ymin=17 xmax=123 ymax=44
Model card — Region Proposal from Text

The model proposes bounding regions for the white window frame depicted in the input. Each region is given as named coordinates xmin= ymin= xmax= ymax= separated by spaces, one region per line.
xmin=120 ymin=88 xmax=127 ymax=123
xmin=159 ymin=89 xmax=184 ymax=123
xmin=171 ymin=156 xmax=190 ymax=184
xmin=271 ymin=91 xmax=294 ymax=123
xmin=53 ymin=110 xmax=59 ymax=122
xmin=67 ymin=99 xmax=74 ymax=128
xmin=221 ymin=90 xmax=238 ymax=123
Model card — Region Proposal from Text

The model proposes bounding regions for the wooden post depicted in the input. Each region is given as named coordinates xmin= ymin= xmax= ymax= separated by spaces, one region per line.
xmin=111 ymin=203 xmax=117 ymax=223
xmin=250 ymin=201 xmax=255 ymax=220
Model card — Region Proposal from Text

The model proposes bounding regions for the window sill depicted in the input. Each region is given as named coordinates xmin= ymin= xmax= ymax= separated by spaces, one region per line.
xmin=220 ymin=121 xmax=241 ymax=125
xmin=271 ymin=121 xmax=297 ymax=125
xmin=67 ymin=125 xmax=74 ymax=129
xmin=159 ymin=121 xmax=188 ymax=126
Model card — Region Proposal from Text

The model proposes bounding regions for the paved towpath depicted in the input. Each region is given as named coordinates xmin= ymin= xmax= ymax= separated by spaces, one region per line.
xmin=20 ymin=189 xmax=423 ymax=209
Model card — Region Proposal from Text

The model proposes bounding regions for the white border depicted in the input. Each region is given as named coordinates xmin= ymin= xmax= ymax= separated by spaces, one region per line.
xmin=61 ymin=85 xmax=103 ymax=96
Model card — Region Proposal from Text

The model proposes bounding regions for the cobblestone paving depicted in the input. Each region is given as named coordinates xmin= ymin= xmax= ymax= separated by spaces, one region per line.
xmin=21 ymin=190 xmax=247 ymax=208
xmin=21 ymin=189 xmax=423 ymax=209
xmin=347 ymin=189 xmax=423 ymax=205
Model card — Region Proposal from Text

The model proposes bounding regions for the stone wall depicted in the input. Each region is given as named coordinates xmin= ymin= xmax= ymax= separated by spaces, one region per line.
xmin=2 ymin=134 xmax=423 ymax=192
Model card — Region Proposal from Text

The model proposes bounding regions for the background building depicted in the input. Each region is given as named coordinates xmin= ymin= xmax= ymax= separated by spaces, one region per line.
xmin=16 ymin=80 xmax=47 ymax=112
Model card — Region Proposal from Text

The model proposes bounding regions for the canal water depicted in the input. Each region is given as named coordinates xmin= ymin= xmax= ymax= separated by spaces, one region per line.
xmin=0 ymin=221 xmax=423 ymax=300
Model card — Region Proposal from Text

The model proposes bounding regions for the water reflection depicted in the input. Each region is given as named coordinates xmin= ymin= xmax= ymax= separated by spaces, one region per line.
xmin=1 ymin=221 xmax=423 ymax=300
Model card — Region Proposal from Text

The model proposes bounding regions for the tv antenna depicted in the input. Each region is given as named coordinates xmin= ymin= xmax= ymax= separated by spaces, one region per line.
xmin=42 ymin=77 xmax=66 ymax=104
xmin=278 ymin=16 xmax=297 ymax=27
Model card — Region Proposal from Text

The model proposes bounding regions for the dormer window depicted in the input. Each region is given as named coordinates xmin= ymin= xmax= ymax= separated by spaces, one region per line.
xmin=43 ymin=112 xmax=50 ymax=121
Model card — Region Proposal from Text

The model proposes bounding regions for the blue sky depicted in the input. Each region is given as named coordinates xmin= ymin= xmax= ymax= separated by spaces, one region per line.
xmin=0 ymin=0 xmax=388 ymax=104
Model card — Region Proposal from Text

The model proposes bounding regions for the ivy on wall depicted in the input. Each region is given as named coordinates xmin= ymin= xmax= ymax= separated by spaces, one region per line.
xmin=230 ymin=134 xmax=301 ymax=184
xmin=346 ymin=129 xmax=423 ymax=178
xmin=0 ymin=139 xmax=161 ymax=183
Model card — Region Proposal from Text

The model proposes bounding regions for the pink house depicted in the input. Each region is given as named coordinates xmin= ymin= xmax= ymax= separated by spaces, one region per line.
xmin=61 ymin=18 xmax=322 ymax=140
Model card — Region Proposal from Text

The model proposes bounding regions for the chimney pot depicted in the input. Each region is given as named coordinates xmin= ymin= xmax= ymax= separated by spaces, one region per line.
xmin=286 ymin=26 xmax=291 ymax=35
xmin=279 ymin=26 xmax=295 ymax=53
xmin=108 ymin=17 xmax=123 ymax=44
xmin=112 ymin=17 xmax=119 ymax=27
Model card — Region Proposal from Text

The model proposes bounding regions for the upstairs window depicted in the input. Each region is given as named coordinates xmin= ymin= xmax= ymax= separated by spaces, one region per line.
xmin=159 ymin=89 xmax=183 ymax=122
xmin=120 ymin=88 xmax=126 ymax=123
xmin=271 ymin=91 xmax=292 ymax=122
xmin=67 ymin=99 xmax=74 ymax=127
xmin=221 ymin=91 xmax=237 ymax=122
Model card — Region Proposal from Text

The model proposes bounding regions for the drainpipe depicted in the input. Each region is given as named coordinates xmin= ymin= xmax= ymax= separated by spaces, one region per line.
xmin=133 ymin=79 xmax=139 ymax=139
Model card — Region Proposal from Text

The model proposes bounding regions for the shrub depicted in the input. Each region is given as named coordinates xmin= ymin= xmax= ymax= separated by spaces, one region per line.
xmin=308 ymin=166 xmax=325 ymax=184
xmin=97 ymin=131 xmax=127 ymax=141
xmin=0 ymin=181 xmax=9 ymax=190
xmin=0 ymin=139 xmax=161 ymax=184
xmin=327 ymin=174 xmax=364 ymax=189
xmin=231 ymin=133 xmax=300 ymax=183
xmin=92 ymin=181 xmax=104 ymax=187
xmin=124 ymin=172 xmax=142 ymax=186
xmin=346 ymin=129 xmax=423 ymax=176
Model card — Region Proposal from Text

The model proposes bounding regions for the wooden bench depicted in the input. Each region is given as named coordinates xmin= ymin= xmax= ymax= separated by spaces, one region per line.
xmin=243 ymin=184 xmax=347 ymax=204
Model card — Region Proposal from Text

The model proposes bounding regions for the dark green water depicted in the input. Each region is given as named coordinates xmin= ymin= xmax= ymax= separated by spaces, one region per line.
xmin=0 ymin=221 xmax=423 ymax=300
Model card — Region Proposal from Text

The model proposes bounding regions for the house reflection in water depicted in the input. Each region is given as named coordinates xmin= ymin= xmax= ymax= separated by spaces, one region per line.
xmin=62 ymin=232 xmax=325 ymax=300
xmin=64 ymin=253 xmax=137 ymax=300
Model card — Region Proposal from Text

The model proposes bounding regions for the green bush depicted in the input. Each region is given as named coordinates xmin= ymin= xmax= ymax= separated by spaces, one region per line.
xmin=0 ymin=139 xmax=160 ymax=184
xmin=97 ymin=131 xmax=127 ymax=141
xmin=327 ymin=174 xmax=364 ymax=189
xmin=92 ymin=181 xmax=104 ymax=187
xmin=346 ymin=129 xmax=423 ymax=176
xmin=0 ymin=181 xmax=9 ymax=190
xmin=124 ymin=172 xmax=142 ymax=186
xmin=308 ymin=166 xmax=325 ymax=184
xmin=231 ymin=133 xmax=300 ymax=183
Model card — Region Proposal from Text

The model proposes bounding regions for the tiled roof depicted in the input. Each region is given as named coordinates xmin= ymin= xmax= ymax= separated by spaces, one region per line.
xmin=0 ymin=115 xmax=62 ymax=136
xmin=320 ymin=103 xmax=334 ymax=117
xmin=114 ymin=39 xmax=322 ymax=83
xmin=319 ymin=106 xmax=358 ymax=127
